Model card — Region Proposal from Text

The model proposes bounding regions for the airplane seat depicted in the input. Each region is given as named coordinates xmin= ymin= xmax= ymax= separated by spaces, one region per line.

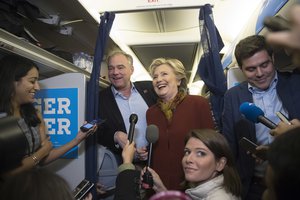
xmin=226 ymin=66 xmax=246 ymax=89
xmin=97 ymin=144 xmax=118 ymax=200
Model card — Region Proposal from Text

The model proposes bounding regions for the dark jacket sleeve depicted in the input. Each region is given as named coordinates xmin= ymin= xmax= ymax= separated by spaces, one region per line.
xmin=97 ymin=87 xmax=126 ymax=155
xmin=221 ymin=82 xmax=256 ymax=198
xmin=277 ymin=72 xmax=300 ymax=120
xmin=114 ymin=169 xmax=141 ymax=200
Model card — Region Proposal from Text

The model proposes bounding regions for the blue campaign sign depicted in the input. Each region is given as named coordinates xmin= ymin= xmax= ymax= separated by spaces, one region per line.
xmin=34 ymin=88 xmax=79 ymax=158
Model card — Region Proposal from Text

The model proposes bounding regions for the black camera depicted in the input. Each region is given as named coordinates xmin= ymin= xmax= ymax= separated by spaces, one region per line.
xmin=0 ymin=115 xmax=27 ymax=173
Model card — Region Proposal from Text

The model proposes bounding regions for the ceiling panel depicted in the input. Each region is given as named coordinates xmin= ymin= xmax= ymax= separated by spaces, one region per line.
xmin=3 ymin=0 xmax=265 ymax=87
xmin=116 ymin=12 xmax=160 ymax=32
xmin=115 ymin=9 xmax=199 ymax=33
xmin=163 ymin=9 xmax=199 ymax=32
xmin=131 ymin=43 xmax=198 ymax=80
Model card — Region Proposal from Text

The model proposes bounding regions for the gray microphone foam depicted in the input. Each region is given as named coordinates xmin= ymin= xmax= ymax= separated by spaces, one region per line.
xmin=146 ymin=124 xmax=159 ymax=143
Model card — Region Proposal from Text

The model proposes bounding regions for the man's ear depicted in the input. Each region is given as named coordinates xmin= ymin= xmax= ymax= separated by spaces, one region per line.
xmin=131 ymin=65 xmax=134 ymax=73
xmin=271 ymin=53 xmax=275 ymax=63
xmin=216 ymin=157 xmax=227 ymax=172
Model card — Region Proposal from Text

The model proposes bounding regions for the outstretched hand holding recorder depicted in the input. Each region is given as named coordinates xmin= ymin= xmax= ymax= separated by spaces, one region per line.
xmin=80 ymin=119 xmax=106 ymax=132
xmin=239 ymin=137 xmax=267 ymax=161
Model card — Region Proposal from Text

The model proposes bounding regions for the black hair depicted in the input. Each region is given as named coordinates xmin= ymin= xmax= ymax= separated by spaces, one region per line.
xmin=0 ymin=55 xmax=40 ymax=126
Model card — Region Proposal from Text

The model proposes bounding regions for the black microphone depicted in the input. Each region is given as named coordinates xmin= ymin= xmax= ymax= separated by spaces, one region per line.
xmin=240 ymin=102 xmax=277 ymax=129
xmin=142 ymin=124 xmax=159 ymax=189
xmin=128 ymin=114 xmax=138 ymax=143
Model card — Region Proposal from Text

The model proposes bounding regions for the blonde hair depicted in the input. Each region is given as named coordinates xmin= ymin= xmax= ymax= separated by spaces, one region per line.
xmin=149 ymin=58 xmax=187 ymax=93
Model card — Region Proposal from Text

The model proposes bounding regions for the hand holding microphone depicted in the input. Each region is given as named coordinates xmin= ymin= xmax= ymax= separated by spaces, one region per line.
xmin=113 ymin=114 xmax=138 ymax=149
xmin=142 ymin=124 xmax=159 ymax=189
xmin=142 ymin=167 xmax=167 ymax=193
xmin=239 ymin=102 xmax=300 ymax=137
xmin=122 ymin=140 xmax=136 ymax=164
xmin=270 ymin=118 xmax=300 ymax=137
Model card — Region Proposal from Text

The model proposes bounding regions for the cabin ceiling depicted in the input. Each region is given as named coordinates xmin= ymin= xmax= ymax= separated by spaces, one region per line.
xmin=2 ymin=0 xmax=262 ymax=85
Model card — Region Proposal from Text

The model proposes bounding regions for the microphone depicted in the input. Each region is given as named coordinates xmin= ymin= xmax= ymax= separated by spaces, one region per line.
xmin=145 ymin=125 xmax=159 ymax=168
xmin=240 ymin=102 xmax=277 ymax=129
xmin=142 ymin=124 xmax=159 ymax=189
xmin=128 ymin=114 xmax=138 ymax=143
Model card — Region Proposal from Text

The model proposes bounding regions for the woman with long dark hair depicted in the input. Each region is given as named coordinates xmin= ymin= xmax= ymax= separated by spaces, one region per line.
xmin=0 ymin=54 xmax=96 ymax=177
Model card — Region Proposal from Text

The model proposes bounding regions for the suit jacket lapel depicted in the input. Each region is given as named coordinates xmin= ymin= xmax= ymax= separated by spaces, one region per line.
xmin=238 ymin=82 xmax=256 ymax=141
xmin=134 ymin=82 xmax=156 ymax=107
xmin=103 ymin=87 xmax=126 ymax=128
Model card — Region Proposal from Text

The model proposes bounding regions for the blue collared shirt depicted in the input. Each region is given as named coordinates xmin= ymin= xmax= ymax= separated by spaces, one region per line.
xmin=248 ymin=72 xmax=289 ymax=177
xmin=111 ymin=83 xmax=149 ymax=148
xmin=248 ymin=72 xmax=289 ymax=145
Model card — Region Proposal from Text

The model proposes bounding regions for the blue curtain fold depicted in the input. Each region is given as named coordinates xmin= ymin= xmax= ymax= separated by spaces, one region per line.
xmin=197 ymin=4 xmax=227 ymax=131
xmin=85 ymin=12 xmax=115 ymax=197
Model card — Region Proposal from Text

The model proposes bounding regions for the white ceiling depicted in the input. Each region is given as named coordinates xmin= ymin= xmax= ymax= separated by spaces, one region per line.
xmin=79 ymin=0 xmax=262 ymax=83
xmin=2 ymin=0 xmax=294 ymax=91
xmin=19 ymin=0 xmax=263 ymax=90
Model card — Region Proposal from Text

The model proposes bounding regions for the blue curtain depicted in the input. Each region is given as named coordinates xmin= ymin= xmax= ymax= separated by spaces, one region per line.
xmin=85 ymin=12 xmax=115 ymax=197
xmin=197 ymin=4 xmax=227 ymax=131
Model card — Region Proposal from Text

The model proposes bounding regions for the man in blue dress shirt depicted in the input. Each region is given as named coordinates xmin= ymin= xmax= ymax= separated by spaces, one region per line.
xmin=222 ymin=35 xmax=300 ymax=200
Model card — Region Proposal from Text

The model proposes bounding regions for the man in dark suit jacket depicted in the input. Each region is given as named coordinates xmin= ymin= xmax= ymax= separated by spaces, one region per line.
xmin=97 ymin=51 xmax=157 ymax=164
xmin=222 ymin=35 xmax=300 ymax=200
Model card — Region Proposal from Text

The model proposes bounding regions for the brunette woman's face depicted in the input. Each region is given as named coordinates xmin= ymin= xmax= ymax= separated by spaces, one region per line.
xmin=14 ymin=67 xmax=40 ymax=105
xmin=182 ymin=137 xmax=225 ymax=184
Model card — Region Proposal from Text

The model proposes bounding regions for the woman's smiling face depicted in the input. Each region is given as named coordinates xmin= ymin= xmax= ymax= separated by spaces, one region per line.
xmin=14 ymin=67 xmax=40 ymax=105
xmin=152 ymin=64 xmax=181 ymax=102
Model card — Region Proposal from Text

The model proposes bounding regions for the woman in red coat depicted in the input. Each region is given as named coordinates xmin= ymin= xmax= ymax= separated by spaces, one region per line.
xmin=146 ymin=58 xmax=215 ymax=190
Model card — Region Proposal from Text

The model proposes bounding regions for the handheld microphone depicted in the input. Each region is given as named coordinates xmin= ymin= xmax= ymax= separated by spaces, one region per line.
xmin=240 ymin=102 xmax=277 ymax=129
xmin=142 ymin=124 xmax=159 ymax=189
xmin=128 ymin=114 xmax=138 ymax=143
